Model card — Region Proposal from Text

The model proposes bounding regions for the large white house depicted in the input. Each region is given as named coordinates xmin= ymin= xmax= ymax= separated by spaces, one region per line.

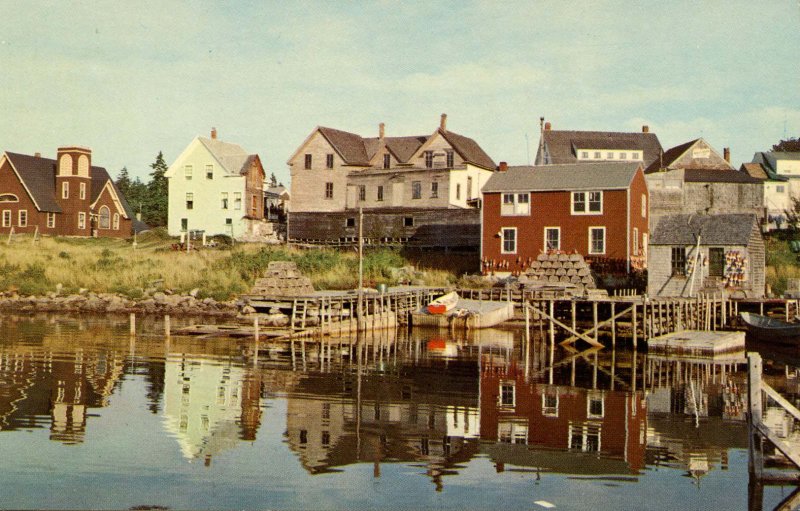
xmin=166 ymin=129 xmax=265 ymax=239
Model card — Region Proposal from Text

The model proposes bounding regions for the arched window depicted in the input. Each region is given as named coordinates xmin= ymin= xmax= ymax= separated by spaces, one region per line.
xmin=59 ymin=154 xmax=73 ymax=176
xmin=0 ymin=194 xmax=19 ymax=202
xmin=99 ymin=206 xmax=110 ymax=229
xmin=78 ymin=155 xmax=89 ymax=177
xmin=112 ymin=213 xmax=119 ymax=230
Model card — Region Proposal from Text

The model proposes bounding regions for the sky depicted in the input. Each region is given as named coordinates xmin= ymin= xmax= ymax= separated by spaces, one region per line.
xmin=1 ymin=1 xmax=799 ymax=186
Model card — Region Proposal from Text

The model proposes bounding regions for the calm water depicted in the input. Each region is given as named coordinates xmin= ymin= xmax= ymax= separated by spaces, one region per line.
xmin=0 ymin=313 xmax=798 ymax=510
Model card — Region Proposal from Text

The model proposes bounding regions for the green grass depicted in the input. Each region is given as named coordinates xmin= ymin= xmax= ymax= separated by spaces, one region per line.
xmin=765 ymin=235 xmax=800 ymax=296
xmin=0 ymin=230 xmax=470 ymax=299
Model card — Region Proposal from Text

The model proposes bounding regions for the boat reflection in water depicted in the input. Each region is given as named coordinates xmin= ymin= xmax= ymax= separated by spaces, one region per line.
xmin=0 ymin=314 xmax=788 ymax=509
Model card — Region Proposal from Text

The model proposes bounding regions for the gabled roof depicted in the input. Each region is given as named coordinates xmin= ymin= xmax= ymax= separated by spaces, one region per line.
xmin=318 ymin=127 xmax=371 ymax=166
xmin=650 ymin=213 xmax=758 ymax=246
xmin=198 ymin=137 xmax=257 ymax=176
xmin=753 ymin=151 xmax=800 ymax=180
xmin=645 ymin=138 xmax=732 ymax=174
xmin=740 ymin=163 xmax=770 ymax=181
xmin=683 ymin=168 xmax=762 ymax=183
xmin=381 ymin=136 xmax=428 ymax=163
xmin=539 ymin=129 xmax=663 ymax=169
xmin=4 ymin=152 xmax=62 ymax=212
xmin=438 ymin=129 xmax=496 ymax=170
xmin=482 ymin=162 xmax=642 ymax=193
xmin=91 ymin=166 xmax=135 ymax=219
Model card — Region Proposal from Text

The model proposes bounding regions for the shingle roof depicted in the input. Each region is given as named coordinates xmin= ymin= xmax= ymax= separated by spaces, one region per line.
xmin=382 ymin=136 xmax=428 ymax=163
xmin=91 ymin=166 xmax=135 ymax=219
xmin=198 ymin=137 xmax=256 ymax=175
xmin=650 ymin=213 xmax=758 ymax=246
xmin=740 ymin=163 xmax=769 ymax=180
xmin=644 ymin=139 xmax=697 ymax=173
xmin=482 ymin=162 xmax=641 ymax=193
xmin=683 ymin=168 xmax=763 ymax=183
xmin=439 ymin=129 xmax=496 ymax=170
xmin=318 ymin=127 xmax=371 ymax=166
xmin=4 ymin=152 xmax=61 ymax=212
xmin=539 ymin=129 xmax=663 ymax=169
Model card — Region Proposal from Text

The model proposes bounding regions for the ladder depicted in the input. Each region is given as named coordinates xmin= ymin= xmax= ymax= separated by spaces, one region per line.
xmin=291 ymin=299 xmax=308 ymax=331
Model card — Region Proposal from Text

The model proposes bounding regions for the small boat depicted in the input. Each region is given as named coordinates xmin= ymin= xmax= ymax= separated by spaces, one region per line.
xmin=426 ymin=338 xmax=459 ymax=357
xmin=739 ymin=312 xmax=800 ymax=342
xmin=426 ymin=291 xmax=459 ymax=315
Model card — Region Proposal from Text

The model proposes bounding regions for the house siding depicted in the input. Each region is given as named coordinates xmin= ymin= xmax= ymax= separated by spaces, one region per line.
xmin=93 ymin=185 xmax=132 ymax=239
xmin=0 ymin=158 xmax=53 ymax=235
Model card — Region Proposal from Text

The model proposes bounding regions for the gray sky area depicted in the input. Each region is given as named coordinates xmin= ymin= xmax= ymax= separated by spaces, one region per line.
xmin=1 ymin=1 xmax=798 ymax=185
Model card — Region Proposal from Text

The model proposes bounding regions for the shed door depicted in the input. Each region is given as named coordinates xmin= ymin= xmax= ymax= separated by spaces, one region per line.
xmin=709 ymin=247 xmax=724 ymax=277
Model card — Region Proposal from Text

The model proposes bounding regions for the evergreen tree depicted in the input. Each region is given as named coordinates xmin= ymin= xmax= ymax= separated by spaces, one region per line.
xmin=269 ymin=172 xmax=278 ymax=187
xmin=143 ymin=151 xmax=169 ymax=227
xmin=773 ymin=137 xmax=800 ymax=152
xmin=115 ymin=166 xmax=132 ymax=198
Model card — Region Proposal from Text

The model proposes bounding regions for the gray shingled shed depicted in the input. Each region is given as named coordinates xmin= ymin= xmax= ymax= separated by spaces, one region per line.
xmin=647 ymin=213 xmax=765 ymax=298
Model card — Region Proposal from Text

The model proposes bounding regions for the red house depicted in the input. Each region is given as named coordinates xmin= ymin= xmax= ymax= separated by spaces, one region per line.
xmin=481 ymin=162 xmax=649 ymax=275
xmin=0 ymin=147 xmax=133 ymax=238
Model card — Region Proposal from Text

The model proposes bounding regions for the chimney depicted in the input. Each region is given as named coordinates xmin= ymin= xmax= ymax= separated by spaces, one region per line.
xmin=211 ymin=127 xmax=217 ymax=140
xmin=642 ymin=125 xmax=650 ymax=133
xmin=544 ymin=122 xmax=552 ymax=131
xmin=440 ymin=113 xmax=447 ymax=131
xmin=34 ymin=152 xmax=41 ymax=158
xmin=498 ymin=161 xmax=508 ymax=172
xmin=379 ymin=123 xmax=385 ymax=139
xmin=724 ymin=147 xmax=730 ymax=163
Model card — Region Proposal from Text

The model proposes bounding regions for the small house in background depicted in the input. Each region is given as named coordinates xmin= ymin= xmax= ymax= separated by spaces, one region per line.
xmin=647 ymin=213 xmax=765 ymax=298
xmin=480 ymin=162 xmax=648 ymax=277
xmin=264 ymin=185 xmax=289 ymax=222
xmin=0 ymin=147 xmax=133 ymax=238
xmin=748 ymin=151 xmax=800 ymax=230
xmin=166 ymin=128 xmax=267 ymax=240
xmin=645 ymin=138 xmax=764 ymax=230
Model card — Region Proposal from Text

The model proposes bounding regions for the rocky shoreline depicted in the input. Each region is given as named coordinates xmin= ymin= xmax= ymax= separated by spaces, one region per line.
xmin=0 ymin=290 xmax=240 ymax=316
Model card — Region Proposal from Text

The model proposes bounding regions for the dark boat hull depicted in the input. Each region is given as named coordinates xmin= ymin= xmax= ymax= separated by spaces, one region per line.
xmin=740 ymin=312 xmax=800 ymax=343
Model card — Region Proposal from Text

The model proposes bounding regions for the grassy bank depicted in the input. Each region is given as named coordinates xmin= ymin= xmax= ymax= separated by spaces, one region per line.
xmin=0 ymin=230 xmax=477 ymax=300
xmin=765 ymin=234 xmax=800 ymax=296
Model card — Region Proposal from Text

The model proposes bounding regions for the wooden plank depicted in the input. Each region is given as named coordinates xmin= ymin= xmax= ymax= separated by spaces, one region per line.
xmin=528 ymin=303 xmax=602 ymax=348
xmin=763 ymin=381 xmax=800 ymax=424
xmin=559 ymin=306 xmax=633 ymax=347
xmin=755 ymin=421 xmax=800 ymax=470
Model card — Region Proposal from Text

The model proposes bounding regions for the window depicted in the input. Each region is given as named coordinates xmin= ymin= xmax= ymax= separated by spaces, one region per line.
xmin=589 ymin=227 xmax=605 ymax=254
xmin=225 ymin=218 xmax=232 ymax=226
xmin=632 ymin=152 xmax=640 ymax=160
xmin=47 ymin=212 xmax=55 ymax=228
xmin=62 ymin=181 xmax=69 ymax=199
xmin=79 ymin=182 xmax=86 ymax=200
xmin=446 ymin=150 xmax=454 ymax=167
xmin=78 ymin=212 xmax=86 ymax=230
xmin=251 ymin=195 xmax=257 ymax=215
xmin=594 ymin=151 xmax=601 ymax=159
xmin=500 ymin=382 xmax=515 ymax=407
xmin=620 ymin=152 xmax=627 ymax=160
xmin=572 ymin=191 xmax=602 ymax=214
xmin=377 ymin=185 xmax=384 ymax=201
xmin=642 ymin=193 xmax=647 ymax=218
xmin=206 ymin=164 xmax=213 ymax=179
xmin=99 ymin=206 xmax=110 ymax=228
xmin=709 ymin=247 xmax=725 ymax=277
xmin=184 ymin=165 xmax=193 ymax=179
xmin=18 ymin=210 xmax=27 ymax=227
xmin=643 ymin=233 xmax=648 ymax=260
xmin=431 ymin=182 xmax=438 ymax=198
xmin=587 ymin=394 xmax=604 ymax=418
xmin=501 ymin=227 xmax=517 ymax=254
xmin=607 ymin=152 xmax=614 ymax=159
xmin=501 ymin=193 xmax=530 ymax=216
xmin=2 ymin=210 xmax=9 ymax=227
xmin=777 ymin=185 xmax=786 ymax=193
xmin=403 ymin=216 xmax=414 ymax=227
xmin=383 ymin=153 xmax=390 ymax=169
xmin=542 ymin=392 xmax=559 ymax=417
xmin=424 ymin=151 xmax=433 ymax=168
xmin=545 ymin=227 xmax=560 ymax=250
xmin=325 ymin=182 xmax=333 ymax=199
xmin=581 ymin=151 xmax=589 ymax=159
xmin=186 ymin=193 xmax=194 ymax=210
xmin=498 ymin=420 xmax=528 ymax=444
xmin=299 ymin=429 xmax=307 ymax=444
xmin=345 ymin=217 xmax=355 ymax=228
xmin=671 ymin=247 xmax=686 ymax=276
xmin=322 ymin=431 xmax=330 ymax=447
xmin=234 ymin=192 xmax=242 ymax=210
xmin=467 ymin=176 xmax=473 ymax=200
xmin=412 ymin=181 xmax=421 ymax=199
xmin=220 ymin=192 xmax=228 ymax=209
xmin=181 ymin=218 xmax=188 ymax=232
xmin=569 ymin=423 xmax=601 ymax=452
xmin=0 ymin=194 xmax=18 ymax=202
xmin=633 ymin=227 xmax=639 ymax=255
xmin=456 ymin=183 xmax=461 ymax=200
xmin=304 ymin=154 xmax=312 ymax=169
xmin=326 ymin=154 xmax=334 ymax=169
xmin=113 ymin=213 xmax=119 ymax=230
xmin=358 ymin=185 xmax=366 ymax=202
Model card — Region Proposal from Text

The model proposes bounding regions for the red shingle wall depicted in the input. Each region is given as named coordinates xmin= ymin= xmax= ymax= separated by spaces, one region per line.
xmin=0 ymin=159 xmax=52 ymax=234
xmin=93 ymin=185 xmax=132 ymax=238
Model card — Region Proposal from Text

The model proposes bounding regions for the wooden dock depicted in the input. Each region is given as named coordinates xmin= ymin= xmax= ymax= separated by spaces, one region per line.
xmin=410 ymin=298 xmax=514 ymax=329
xmin=648 ymin=330 xmax=745 ymax=356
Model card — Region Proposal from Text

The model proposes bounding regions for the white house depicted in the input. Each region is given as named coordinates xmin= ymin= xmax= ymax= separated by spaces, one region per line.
xmin=749 ymin=152 xmax=800 ymax=229
xmin=166 ymin=129 xmax=265 ymax=239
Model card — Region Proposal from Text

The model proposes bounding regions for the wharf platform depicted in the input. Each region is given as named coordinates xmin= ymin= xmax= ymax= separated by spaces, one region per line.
xmin=411 ymin=299 xmax=514 ymax=329
xmin=648 ymin=330 xmax=745 ymax=356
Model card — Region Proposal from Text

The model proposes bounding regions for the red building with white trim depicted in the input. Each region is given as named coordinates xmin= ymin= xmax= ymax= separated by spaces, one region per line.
xmin=0 ymin=147 xmax=133 ymax=238
xmin=481 ymin=162 xmax=649 ymax=275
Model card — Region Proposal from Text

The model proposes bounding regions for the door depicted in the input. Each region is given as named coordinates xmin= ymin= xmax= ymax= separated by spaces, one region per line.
xmin=708 ymin=247 xmax=724 ymax=277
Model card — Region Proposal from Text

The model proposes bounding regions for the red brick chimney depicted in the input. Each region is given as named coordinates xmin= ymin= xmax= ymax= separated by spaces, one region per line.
xmin=211 ymin=127 xmax=217 ymax=140
xmin=379 ymin=123 xmax=385 ymax=139
xmin=723 ymin=147 xmax=730 ymax=163
xmin=440 ymin=113 xmax=447 ymax=131
xmin=642 ymin=125 xmax=650 ymax=133
xmin=544 ymin=122 xmax=552 ymax=131
xmin=498 ymin=161 xmax=508 ymax=172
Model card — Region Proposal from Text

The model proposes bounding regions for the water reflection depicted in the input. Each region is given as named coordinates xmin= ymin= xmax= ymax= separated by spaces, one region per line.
xmin=0 ymin=313 xmax=791 ymax=509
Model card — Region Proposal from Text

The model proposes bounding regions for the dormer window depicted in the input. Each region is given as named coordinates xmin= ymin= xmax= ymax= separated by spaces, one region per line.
xmin=606 ymin=152 xmax=614 ymax=159
xmin=425 ymin=151 xmax=433 ymax=168
xmin=383 ymin=154 xmax=390 ymax=169
xmin=446 ymin=150 xmax=454 ymax=167
xmin=594 ymin=151 xmax=601 ymax=159
xmin=581 ymin=151 xmax=589 ymax=159
xmin=632 ymin=152 xmax=640 ymax=160
xmin=620 ymin=152 xmax=627 ymax=160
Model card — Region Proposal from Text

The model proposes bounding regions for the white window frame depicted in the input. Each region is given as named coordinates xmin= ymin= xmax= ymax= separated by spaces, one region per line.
xmin=587 ymin=393 xmax=604 ymax=419
xmin=642 ymin=193 xmax=647 ymax=218
xmin=112 ymin=213 xmax=119 ymax=230
xmin=499 ymin=381 xmax=516 ymax=408
xmin=186 ymin=193 xmax=194 ymax=210
xmin=501 ymin=192 xmax=530 ymax=216
xmin=99 ymin=205 xmax=111 ymax=229
xmin=78 ymin=212 xmax=86 ymax=230
xmin=568 ymin=423 xmax=601 ymax=452
xmin=2 ymin=210 xmax=10 ymax=227
xmin=62 ymin=181 xmax=69 ymax=199
xmin=221 ymin=192 xmax=229 ymax=210
xmin=234 ymin=192 xmax=242 ymax=210
xmin=633 ymin=227 xmax=639 ymax=256
xmin=205 ymin=164 xmax=213 ymax=179
xmin=632 ymin=152 xmax=640 ymax=160
xmin=184 ymin=165 xmax=193 ymax=180
xmin=79 ymin=182 xmax=86 ymax=200
xmin=589 ymin=226 xmax=606 ymax=255
xmin=571 ymin=191 xmax=602 ymax=215
xmin=501 ymin=227 xmax=517 ymax=254
xmin=542 ymin=392 xmax=559 ymax=417
xmin=18 ymin=209 xmax=27 ymax=227
xmin=594 ymin=151 xmax=601 ymax=159
xmin=544 ymin=227 xmax=560 ymax=251
xmin=47 ymin=212 xmax=56 ymax=229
